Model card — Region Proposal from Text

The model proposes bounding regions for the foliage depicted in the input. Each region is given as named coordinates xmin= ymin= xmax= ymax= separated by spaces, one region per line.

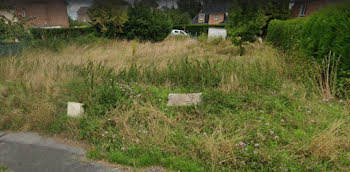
xmin=266 ymin=18 xmax=305 ymax=51
xmin=177 ymin=0 xmax=202 ymax=18
xmin=0 ymin=15 xmax=29 ymax=42
xmin=267 ymin=3 xmax=350 ymax=96
xmin=88 ymin=0 xmax=129 ymax=38
xmin=226 ymin=0 xmax=268 ymax=55
xmin=30 ymin=27 xmax=96 ymax=40
xmin=166 ymin=9 xmax=191 ymax=25
xmin=124 ymin=5 xmax=172 ymax=42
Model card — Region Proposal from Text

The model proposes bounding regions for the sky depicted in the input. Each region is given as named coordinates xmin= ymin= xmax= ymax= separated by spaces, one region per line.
xmin=67 ymin=0 xmax=178 ymax=20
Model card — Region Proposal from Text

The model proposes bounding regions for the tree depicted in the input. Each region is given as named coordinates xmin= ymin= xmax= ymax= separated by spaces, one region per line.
xmin=88 ymin=0 xmax=129 ymax=38
xmin=177 ymin=0 xmax=202 ymax=18
xmin=0 ymin=4 xmax=29 ymax=43
xmin=226 ymin=0 xmax=268 ymax=55
xmin=167 ymin=8 xmax=191 ymax=25
xmin=124 ymin=5 xmax=172 ymax=42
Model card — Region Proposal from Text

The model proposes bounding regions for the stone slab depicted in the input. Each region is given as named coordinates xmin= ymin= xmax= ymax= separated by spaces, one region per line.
xmin=67 ymin=102 xmax=84 ymax=118
xmin=167 ymin=93 xmax=202 ymax=106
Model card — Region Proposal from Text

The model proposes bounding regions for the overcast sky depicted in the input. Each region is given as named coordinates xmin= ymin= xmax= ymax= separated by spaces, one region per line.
xmin=67 ymin=0 xmax=178 ymax=20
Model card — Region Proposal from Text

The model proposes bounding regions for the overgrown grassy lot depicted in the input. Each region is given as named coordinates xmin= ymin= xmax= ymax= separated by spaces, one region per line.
xmin=0 ymin=37 xmax=349 ymax=171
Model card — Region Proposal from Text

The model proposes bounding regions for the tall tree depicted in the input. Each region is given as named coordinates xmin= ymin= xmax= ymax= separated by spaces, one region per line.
xmin=177 ymin=0 xmax=202 ymax=18
xmin=88 ymin=0 xmax=129 ymax=38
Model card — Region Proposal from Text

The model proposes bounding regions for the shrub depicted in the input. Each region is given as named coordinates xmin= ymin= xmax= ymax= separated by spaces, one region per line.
xmin=88 ymin=0 xmax=129 ymax=38
xmin=300 ymin=4 xmax=350 ymax=71
xmin=124 ymin=5 xmax=172 ymax=42
xmin=266 ymin=18 xmax=305 ymax=51
xmin=267 ymin=3 xmax=350 ymax=68
xmin=267 ymin=3 xmax=350 ymax=96
xmin=30 ymin=27 xmax=96 ymax=40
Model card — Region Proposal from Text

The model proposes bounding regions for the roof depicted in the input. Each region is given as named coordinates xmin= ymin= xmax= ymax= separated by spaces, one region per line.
xmin=199 ymin=1 xmax=231 ymax=14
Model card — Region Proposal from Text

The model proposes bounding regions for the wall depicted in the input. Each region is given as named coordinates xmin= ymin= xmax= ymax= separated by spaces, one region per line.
xmin=12 ymin=0 xmax=69 ymax=28
xmin=47 ymin=0 xmax=69 ymax=28
xmin=208 ymin=13 xmax=225 ymax=25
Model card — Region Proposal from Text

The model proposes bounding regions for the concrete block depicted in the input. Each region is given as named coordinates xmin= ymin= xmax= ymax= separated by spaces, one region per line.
xmin=167 ymin=93 xmax=202 ymax=106
xmin=67 ymin=102 xmax=84 ymax=118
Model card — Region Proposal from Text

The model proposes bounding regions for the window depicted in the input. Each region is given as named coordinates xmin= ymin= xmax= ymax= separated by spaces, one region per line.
xmin=21 ymin=9 xmax=26 ymax=17
xmin=214 ymin=15 xmax=219 ymax=21
xmin=199 ymin=14 xmax=205 ymax=22
xmin=299 ymin=3 xmax=307 ymax=17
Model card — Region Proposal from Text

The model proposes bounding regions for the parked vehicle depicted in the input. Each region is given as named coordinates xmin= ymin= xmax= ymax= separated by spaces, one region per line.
xmin=170 ymin=29 xmax=188 ymax=36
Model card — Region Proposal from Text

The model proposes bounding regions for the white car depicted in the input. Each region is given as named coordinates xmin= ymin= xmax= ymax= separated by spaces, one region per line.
xmin=171 ymin=29 xmax=188 ymax=36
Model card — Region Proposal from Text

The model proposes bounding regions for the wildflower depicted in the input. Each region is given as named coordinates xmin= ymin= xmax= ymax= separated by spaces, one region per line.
xmin=280 ymin=119 xmax=285 ymax=123
xmin=259 ymin=110 xmax=264 ymax=113
xmin=254 ymin=143 xmax=259 ymax=147
xmin=216 ymin=130 xmax=220 ymax=134
xmin=112 ymin=134 xmax=117 ymax=139
xmin=322 ymin=98 xmax=329 ymax=102
xmin=203 ymin=132 xmax=208 ymax=137
xmin=274 ymin=136 xmax=280 ymax=140
xmin=121 ymin=147 xmax=125 ymax=151
xmin=239 ymin=161 xmax=245 ymax=165
xmin=265 ymin=123 xmax=270 ymax=126
xmin=307 ymin=110 xmax=312 ymax=114
xmin=105 ymin=131 xmax=108 ymax=134
xmin=339 ymin=99 xmax=344 ymax=103
xmin=101 ymin=134 xmax=105 ymax=137
xmin=142 ymin=130 xmax=148 ymax=134
xmin=269 ymin=131 xmax=274 ymax=135
xmin=135 ymin=139 xmax=140 ymax=144
xmin=236 ymin=141 xmax=246 ymax=148
xmin=253 ymin=150 xmax=258 ymax=155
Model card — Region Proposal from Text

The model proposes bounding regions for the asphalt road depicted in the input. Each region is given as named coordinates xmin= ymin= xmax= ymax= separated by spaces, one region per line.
xmin=0 ymin=132 xmax=126 ymax=172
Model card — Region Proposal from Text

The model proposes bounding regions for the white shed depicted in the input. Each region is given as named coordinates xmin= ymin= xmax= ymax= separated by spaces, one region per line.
xmin=208 ymin=27 xmax=227 ymax=40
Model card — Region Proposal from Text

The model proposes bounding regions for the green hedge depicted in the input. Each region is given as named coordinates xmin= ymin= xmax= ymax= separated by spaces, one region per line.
xmin=30 ymin=27 xmax=96 ymax=40
xmin=267 ymin=3 xmax=350 ymax=70
xmin=173 ymin=24 xmax=226 ymax=36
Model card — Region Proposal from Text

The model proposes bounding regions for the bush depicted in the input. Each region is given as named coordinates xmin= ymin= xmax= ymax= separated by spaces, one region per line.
xmin=267 ymin=3 xmax=350 ymax=96
xmin=124 ymin=5 xmax=172 ymax=42
xmin=266 ymin=18 xmax=305 ymax=51
xmin=173 ymin=24 xmax=226 ymax=36
xmin=267 ymin=3 xmax=350 ymax=69
xmin=30 ymin=27 xmax=96 ymax=40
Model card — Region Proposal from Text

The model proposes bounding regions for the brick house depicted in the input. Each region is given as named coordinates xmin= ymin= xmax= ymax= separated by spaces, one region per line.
xmin=192 ymin=1 xmax=231 ymax=25
xmin=5 ymin=0 xmax=69 ymax=28
xmin=291 ymin=0 xmax=345 ymax=18
xmin=77 ymin=7 xmax=91 ymax=23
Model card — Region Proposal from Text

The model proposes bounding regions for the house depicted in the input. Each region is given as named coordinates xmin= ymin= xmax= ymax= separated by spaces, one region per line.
xmin=192 ymin=1 xmax=231 ymax=25
xmin=3 ymin=0 xmax=69 ymax=28
xmin=77 ymin=7 xmax=91 ymax=23
xmin=290 ymin=0 xmax=345 ymax=18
